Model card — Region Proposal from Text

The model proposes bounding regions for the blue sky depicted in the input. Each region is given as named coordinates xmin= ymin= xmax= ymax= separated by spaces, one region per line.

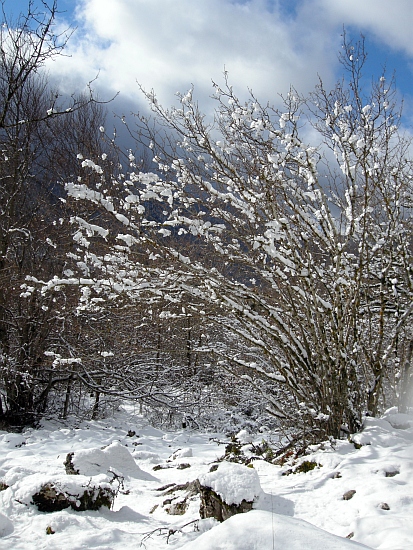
xmin=3 ymin=0 xmax=413 ymax=125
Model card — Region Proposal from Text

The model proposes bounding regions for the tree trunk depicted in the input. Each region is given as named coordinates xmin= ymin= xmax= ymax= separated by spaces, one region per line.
xmin=400 ymin=340 xmax=413 ymax=413
xmin=63 ymin=375 xmax=75 ymax=419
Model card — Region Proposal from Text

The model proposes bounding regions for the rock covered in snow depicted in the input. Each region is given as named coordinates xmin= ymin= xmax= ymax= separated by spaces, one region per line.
xmin=32 ymin=480 xmax=115 ymax=512
xmin=199 ymin=462 xmax=262 ymax=506
xmin=7 ymin=472 xmax=116 ymax=513
xmin=64 ymin=441 xmax=156 ymax=480
xmin=198 ymin=462 xmax=262 ymax=522
xmin=382 ymin=407 xmax=413 ymax=430
xmin=236 ymin=429 xmax=251 ymax=444
xmin=132 ymin=449 xmax=161 ymax=463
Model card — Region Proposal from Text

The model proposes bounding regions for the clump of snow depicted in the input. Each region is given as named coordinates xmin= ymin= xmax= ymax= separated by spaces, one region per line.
xmin=236 ymin=429 xmax=251 ymax=443
xmin=179 ymin=510 xmax=369 ymax=550
xmin=199 ymin=462 xmax=262 ymax=505
xmin=382 ymin=407 xmax=413 ymax=429
xmin=171 ymin=447 xmax=193 ymax=459
xmin=71 ymin=441 xmax=156 ymax=480
xmin=132 ymin=450 xmax=161 ymax=463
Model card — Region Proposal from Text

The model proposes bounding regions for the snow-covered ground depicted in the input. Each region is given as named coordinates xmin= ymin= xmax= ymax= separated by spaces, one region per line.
xmin=0 ymin=407 xmax=412 ymax=549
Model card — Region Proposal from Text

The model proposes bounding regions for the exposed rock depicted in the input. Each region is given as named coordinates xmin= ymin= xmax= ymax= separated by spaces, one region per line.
xmin=177 ymin=463 xmax=191 ymax=470
xmin=153 ymin=464 xmax=170 ymax=471
xmin=385 ymin=470 xmax=399 ymax=477
xmin=157 ymin=480 xmax=200 ymax=516
xmin=167 ymin=500 xmax=188 ymax=515
xmin=64 ymin=452 xmax=79 ymax=475
xmin=199 ymin=485 xmax=254 ymax=522
xmin=379 ymin=502 xmax=390 ymax=510
xmin=343 ymin=490 xmax=356 ymax=500
xmin=32 ymin=484 xmax=71 ymax=512
xmin=160 ymin=480 xmax=200 ymax=497
xmin=32 ymin=482 xmax=115 ymax=513
xmin=155 ymin=483 xmax=175 ymax=492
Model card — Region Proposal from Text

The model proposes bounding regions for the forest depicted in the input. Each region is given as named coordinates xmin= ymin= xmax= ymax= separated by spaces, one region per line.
xmin=1 ymin=0 xmax=413 ymax=455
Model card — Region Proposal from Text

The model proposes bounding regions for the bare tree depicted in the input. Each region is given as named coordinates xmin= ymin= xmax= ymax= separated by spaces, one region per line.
xmin=0 ymin=1 xmax=113 ymax=426
xmin=0 ymin=0 xmax=104 ymax=129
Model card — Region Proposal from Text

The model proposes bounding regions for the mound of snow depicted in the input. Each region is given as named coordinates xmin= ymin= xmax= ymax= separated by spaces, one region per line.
xmin=70 ymin=441 xmax=156 ymax=480
xmin=2 ymin=466 xmax=34 ymax=487
xmin=0 ymin=512 xmax=13 ymax=538
xmin=382 ymin=408 xmax=413 ymax=429
xmin=171 ymin=447 xmax=193 ymax=459
xmin=199 ymin=462 xmax=262 ymax=505
xmin=133 ymin=449 xmax=161 ymax=463
xmin=180 ymin=510 xmax=370 ymax=550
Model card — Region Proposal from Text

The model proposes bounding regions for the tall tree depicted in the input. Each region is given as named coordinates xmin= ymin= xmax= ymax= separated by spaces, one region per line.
xmin=0 ymin=1 xmax=108 ymax=425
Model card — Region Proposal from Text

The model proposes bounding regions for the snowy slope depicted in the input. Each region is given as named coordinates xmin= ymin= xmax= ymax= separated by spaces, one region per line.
xmin=0 ymin=407 xmax=412 ymax=549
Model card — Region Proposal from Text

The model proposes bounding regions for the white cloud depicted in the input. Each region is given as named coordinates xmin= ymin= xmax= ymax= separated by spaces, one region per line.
xmin=44 ymin=0 xmax=412 ymax=122
xmin=47 ymin=0 xmax=340 ymax=111
xmin=316 ymin=0 xmax=413 ymax=56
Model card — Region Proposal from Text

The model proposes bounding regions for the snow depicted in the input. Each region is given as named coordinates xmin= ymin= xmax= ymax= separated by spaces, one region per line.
xmin=9 ymin=473 xmax=113 ymax=507
xmin=180 ymin=510 xmax=368 ymax=550
xmin=0 ymin=513 xmax=13 ymax=538
xmin=69 ymin=441 xmax=156 ymax=480
xmin=171 ymin=447 xmax=193 ymax=459
xmin=236 ymin=429 xmax=251 ymax=443
xmin=0 ymin=407 xmax=412 ymax=549
xmin=199 ymin=461 xmax=262 ymax=505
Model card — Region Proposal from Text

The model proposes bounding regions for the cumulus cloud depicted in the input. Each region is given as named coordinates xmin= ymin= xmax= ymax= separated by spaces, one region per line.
xmin=316 ymin=0 xmax=413 ymax=56
xmin=44 ymin=0 xmax=412 ymax=120
xmin=46 ymin=0 xmax=339 ymax=111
